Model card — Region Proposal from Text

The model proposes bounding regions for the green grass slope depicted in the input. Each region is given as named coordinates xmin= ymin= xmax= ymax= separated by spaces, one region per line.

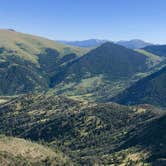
xmin=143 ymin=45 xmax=166 ymax=57
xmin=0 ymin=29 xmax=88 ymax=95
xmin=0 ymin=29 xmax=87 ymax=63
xmin=135 ymin=49 xmax=163 ymax=68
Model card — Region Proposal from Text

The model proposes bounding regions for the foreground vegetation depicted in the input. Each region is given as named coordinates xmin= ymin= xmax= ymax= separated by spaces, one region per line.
xmin=0 ymin=94 xmax=165 ymax=165
xmin=0 ymin=135 xmax=73 ymax=166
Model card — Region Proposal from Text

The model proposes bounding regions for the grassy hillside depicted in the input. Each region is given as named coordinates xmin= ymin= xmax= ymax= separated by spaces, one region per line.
xmin=112 ymin=66 xmax=166 ymax=108
xmin=0 ymin=135 xmax=73 ymax=166
xmin=0 ymin=29 xmax=88 ymax=95
xmin=143 ymin=45 xmax=166 ymax=57
xmin=136 ymin=49 xmax=163 ymax=68
xmin=0 ymin=96 xmax=15 ymax=105
xmin=0 ymin=29 xmax=87 ymax=63
xmin=0 ymin=93 xmax=164 ymax=165
xmin=117 ymin=39 xmax=151 ymax=49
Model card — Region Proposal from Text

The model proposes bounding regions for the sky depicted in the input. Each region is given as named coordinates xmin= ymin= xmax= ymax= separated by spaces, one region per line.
xmin=0 ymin=0 xmax=166 ymax=43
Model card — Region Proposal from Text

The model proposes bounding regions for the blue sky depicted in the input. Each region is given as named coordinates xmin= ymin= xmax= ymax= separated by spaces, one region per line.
xmin=0 ymin=0 xmax=166 ymax=43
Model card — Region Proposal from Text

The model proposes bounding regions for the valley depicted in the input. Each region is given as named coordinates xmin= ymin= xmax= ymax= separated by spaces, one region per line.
xmin=0 ymin=29 xmax=165 ymax=166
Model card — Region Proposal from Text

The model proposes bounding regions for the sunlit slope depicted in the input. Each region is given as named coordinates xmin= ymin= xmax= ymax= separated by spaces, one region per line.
xmin=0 ymin=29 xmax=88 ymax=95
xmin=143 ymin=44 xmax=166 ymax=57
xmin=0 ymin=135 xmax=73 ymax=166
xmin=0 ymin=29 xmax=87 ymax=63
xmin=136 ymin=49 xmax=163 ymax=67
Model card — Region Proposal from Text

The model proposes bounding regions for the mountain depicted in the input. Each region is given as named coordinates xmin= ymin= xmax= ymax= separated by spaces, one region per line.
xmin=111 ymin=66 xmax=166 ymax=107
xmin=0 ymin=29 xmax=165 ymax=166
xmin=0 ymin=29 xmax=87 ymax=62
xmin=0 ymin=30 xmax=162 ymax=99
xmin=57 ymin=39 xmax=107 ymax=48
xmin=0 ymin=29 xmax=88 ymax=95
xmin=50 ymin=42 xmax=151 ymax=101
xmin=57 ymin=39 xmax=152 ymax=49
xmin=0 ymin=135 xmax=72 ymax=165
xmin=55 ymin=42 xmax=148 ymax=78
xmin=0 ymin=93 xmax=165 ymax=165
xmin=117 ymin=39 xmax=152 ymax=49
xmin=143 ymin=44 xmax=166 ymax=57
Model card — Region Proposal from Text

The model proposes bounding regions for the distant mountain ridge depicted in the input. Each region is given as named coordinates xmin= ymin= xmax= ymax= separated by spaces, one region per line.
xmin=116 ymin=39 xmax=152 ymax=49
xmin=57 ymin=39 xmax=107 ymax=48
xmin=58 ymin=39 xmax=152 ymax=49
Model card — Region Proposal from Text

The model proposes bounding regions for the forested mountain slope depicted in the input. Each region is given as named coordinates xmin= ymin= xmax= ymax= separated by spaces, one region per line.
xmin=0 ymin=93 xmax=164 ymax=165
xmin=112 ymin=66 xmax=166 ymax=108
